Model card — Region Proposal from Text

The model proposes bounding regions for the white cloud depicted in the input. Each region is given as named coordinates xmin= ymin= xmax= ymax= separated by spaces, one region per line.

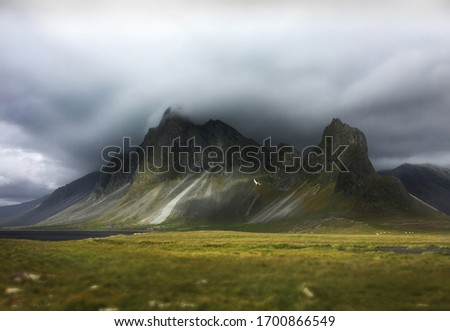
xmin=0 ymin=147 xmax=77 ymax=190
xmin=0 ymin=175 xmax=12 ymax=186
xmin=0 ymin=198 xmax=22 ymax=206
xmin=0 ymin=121 xmax=79 ymax=202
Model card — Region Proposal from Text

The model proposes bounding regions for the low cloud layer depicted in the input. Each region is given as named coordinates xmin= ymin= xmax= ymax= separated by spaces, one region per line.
xmin=1 ymin=0 xmax=450 ymax=205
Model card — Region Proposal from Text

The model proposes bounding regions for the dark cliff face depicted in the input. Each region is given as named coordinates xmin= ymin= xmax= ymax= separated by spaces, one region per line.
xmin=96 ymin=108 xmax=266 ymax=195
xmin=140 ymin=108 xmax=264 ymax=180
xmin=143 ymin=108 xmax=258 ymax=150
xmin=319 ymin=118 xmax=376 ymax=195
xmin=320 ymin=118 xmax=369 ymax=154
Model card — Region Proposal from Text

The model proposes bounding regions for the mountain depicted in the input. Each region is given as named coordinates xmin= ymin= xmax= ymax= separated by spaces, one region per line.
xmin=380 ymin=164 xmax=450 ymax=215
xmin=317 ymin=119 xmax=417 ymax=215
xmin=0 ymin=172 xmax=100 ymax=226
xmin=0 ymin=110 xmax=447 ymax=231
xmin=0 ymin=196 xmax=48 ymax=226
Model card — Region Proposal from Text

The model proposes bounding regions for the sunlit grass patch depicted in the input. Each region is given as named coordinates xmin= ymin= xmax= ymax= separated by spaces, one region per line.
xmin=0 ymin=231 xmax=449 ymax=310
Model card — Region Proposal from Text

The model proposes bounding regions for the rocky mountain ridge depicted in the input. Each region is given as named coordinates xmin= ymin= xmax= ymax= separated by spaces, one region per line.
xmin=0 ymin=109 xmax=447 ymax=231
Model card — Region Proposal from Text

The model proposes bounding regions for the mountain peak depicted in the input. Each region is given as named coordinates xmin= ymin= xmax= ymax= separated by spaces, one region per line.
xmin=318 ymin=119 xmax=377 ymax=195
xmin=321 ymin=118 xmax=368 ymax=152
xmin=141 ymin=110 xmax=258 ymax=164
xmin=158 ymin=107 xmax=192 ymax=127
xmin=331 ymin=118 xmax=343 ymax=125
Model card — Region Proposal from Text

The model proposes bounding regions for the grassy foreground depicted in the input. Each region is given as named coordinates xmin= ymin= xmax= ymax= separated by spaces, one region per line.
xmin=0 ymin=231 xmax=449 ymax=311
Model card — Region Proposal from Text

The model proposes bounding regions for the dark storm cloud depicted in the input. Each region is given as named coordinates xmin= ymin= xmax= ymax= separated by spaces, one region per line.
xmin=1 ymin=0 xmax=450 ymax=205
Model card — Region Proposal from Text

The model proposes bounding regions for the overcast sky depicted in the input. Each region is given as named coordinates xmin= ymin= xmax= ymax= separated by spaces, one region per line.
xmin=1 ymin=0 xmax=450 ymax=205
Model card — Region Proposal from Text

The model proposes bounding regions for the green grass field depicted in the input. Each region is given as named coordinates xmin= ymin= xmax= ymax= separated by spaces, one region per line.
xmin=1 ymin=231 xmax=449 ymax=311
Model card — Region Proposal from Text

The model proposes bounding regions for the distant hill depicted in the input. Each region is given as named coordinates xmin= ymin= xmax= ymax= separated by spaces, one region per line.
xmin=380 ymin=164 xmax=450 ymax=215
xmin=0 ymin=196 xmax=48 ymax=225
xmin=0 ymin=172 xmax=100 ymax=226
